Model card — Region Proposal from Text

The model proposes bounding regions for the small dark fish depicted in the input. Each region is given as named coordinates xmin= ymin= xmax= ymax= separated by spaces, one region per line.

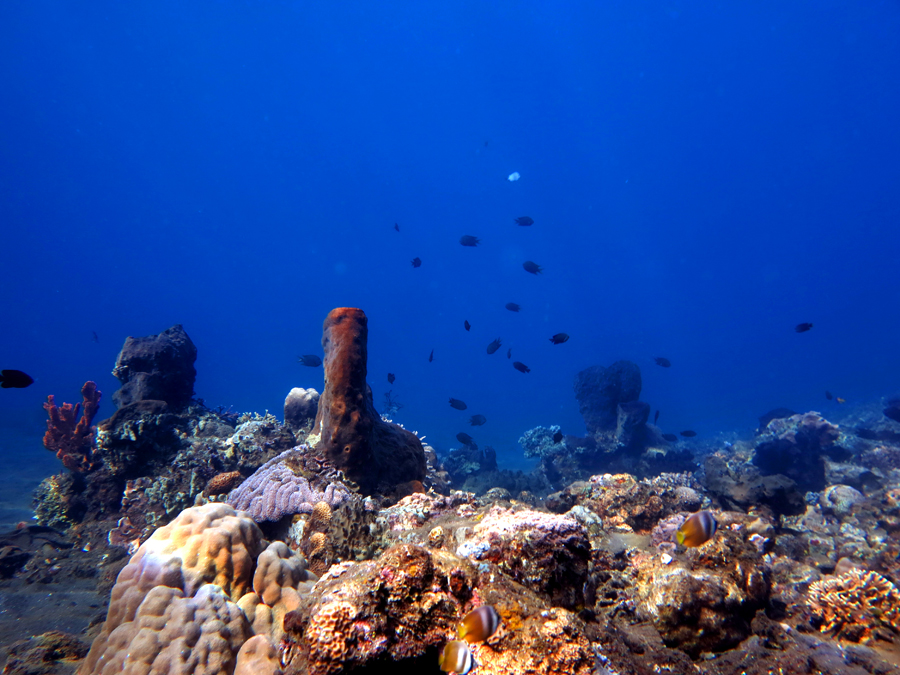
xmin=795 ymin=322 xmax=813 ymax=333
xmin=464 ymin=320 xmax=471 ymax=331
xmin=513 ymin=361 xmax=530 ymax=373
xmin=459 ymin=605 xmax=501 ymax=643
xmin=654 ymin=410 xmax=660 ymax=424
xmin=411 ymin=257 xmax=422 ymax=268
xmin=469 ymin=414 xmax=487 ymax=426
xmin=298 ymin=355 xmax=322 ymax=367
xmin=654 ymin=357 xmax=671 ymax=367
xmin=450 ymin=398 xmax=468 ymax=410
xmin=91 ymin=331 xmax=99 ymax=343
xmin=456 ymin=432 xmax=475 ymax=446
xmin=825 ymin=391 xmax=833 ymax=400
xmin=388 ymin=373 xmax=395 ymax=384
xmin=662 ymin=433 xmax=678 ymax=442
xmin=460 ymin=235 xmax=480 ymax=247
xmin=549 ymin=333 xmax=569 ymax=344
xmin=394 ymin=223 xmax=400 ymax=232
xmin=514 ymin=216 xmax=534 ymax=226
xmin=523 ymin=261 xmax=542 ymax=275
xmin=677 ymin=511 xmax=717 ymax=547
xmin=429 ymin=349 xmax=434 ymax=363
xmin=0 ymin=370 xmax=34 ymax=389
xmin=486 ymin=338 xmax=502 ymax=355
xmin=680 ymin=430 xmax=697 ymax=437
xmin=552 ymin=430 xmax=563 ymax=444
xmin=507 ymin=348 xmax=511 ymax=359
xmin=505 ymin=302 xmax=521 ymax=312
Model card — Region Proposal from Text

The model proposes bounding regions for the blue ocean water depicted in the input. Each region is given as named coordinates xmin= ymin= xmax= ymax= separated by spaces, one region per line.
xmin=1 ymin=1 xmax=899 ymax=490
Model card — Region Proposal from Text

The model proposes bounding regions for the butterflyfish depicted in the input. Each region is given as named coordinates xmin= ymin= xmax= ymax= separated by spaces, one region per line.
xmin=439 ymin=640 xmax=473 ymax=674
xmin=676 ymin=511 xmax=717 ymax=547
xmin=459 ymin=605 xmax=500 ymax=643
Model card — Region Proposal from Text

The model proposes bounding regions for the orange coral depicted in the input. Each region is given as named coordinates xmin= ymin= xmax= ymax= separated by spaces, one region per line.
xmin=808 ymin=568 xmax=900 ymax=642
xmin=42 ymin=381 xmax=101 ymax=472
xmin=206 ymin=471 xmax=243 ymax=496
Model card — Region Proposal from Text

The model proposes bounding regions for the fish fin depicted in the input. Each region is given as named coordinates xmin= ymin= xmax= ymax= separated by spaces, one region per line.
xmin=676 ymin=530 xmax=685 ymax=546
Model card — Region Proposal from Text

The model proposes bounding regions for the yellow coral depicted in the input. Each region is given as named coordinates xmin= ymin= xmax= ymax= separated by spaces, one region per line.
xmin=310 ymin=501 xmax=333 ymax=532
xmin=306 ymin=532 xmax=331 ymax=576
xmin=808 ymin=568 xmax=900 ymax=642
xmin=306 ymin=600 xmax=357 ymax=672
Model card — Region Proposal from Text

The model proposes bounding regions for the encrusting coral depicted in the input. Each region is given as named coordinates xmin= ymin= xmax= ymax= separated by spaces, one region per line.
xmin=807 ymin=568 xmax=900 ymax=642
xmin=43 ymin=381 xmax=102 ymax=472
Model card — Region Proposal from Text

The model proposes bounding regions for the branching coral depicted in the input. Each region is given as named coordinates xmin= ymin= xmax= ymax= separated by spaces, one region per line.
xmin=43 ymin=381 xmax=101 ymax=472
xmin=808 ymin=568 xmax=900 ymax=642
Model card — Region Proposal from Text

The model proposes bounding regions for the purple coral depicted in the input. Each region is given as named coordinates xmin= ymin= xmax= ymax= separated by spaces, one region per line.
xmin=227 ymin=447 xmax=350 ymax=522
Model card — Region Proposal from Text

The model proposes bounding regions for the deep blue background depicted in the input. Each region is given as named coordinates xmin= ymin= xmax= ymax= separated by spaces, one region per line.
xmin=2 ymin=1 xmax=899 ymax=473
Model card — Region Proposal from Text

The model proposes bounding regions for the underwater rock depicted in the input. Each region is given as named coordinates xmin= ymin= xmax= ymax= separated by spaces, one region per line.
xmin=819 ymin=484 xmax=866 ymax=518
xmin=3 ymin=631 xmax=89 ymax=675
xmin=455 ymin=506 xmax=590 ymax=609
xmin=703 ymin=453 xmax=806 ymax=517
xmin=281 ymin=543 xmax=599 ymax=675
xmin=284 ymin=387 xmax=319 ymax=432
xmin=615 ymin=400 xmax=650 ymax=451
xmin=753 ymin=412 xmax=846 ymax=493
xmin=574 ymin=360 xmax=641 ymax=435
xmin=311 ymin=308 xmax=425 ymax=493
xmin=111 ymin=324 xmax=198 ymax=409
xmin=633 ymin=511 xmax=770 ymax=658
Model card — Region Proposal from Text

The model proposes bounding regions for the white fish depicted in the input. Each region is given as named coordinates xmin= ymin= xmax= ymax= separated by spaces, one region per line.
xmin=507 ymin=171 xmax=520 ymax=181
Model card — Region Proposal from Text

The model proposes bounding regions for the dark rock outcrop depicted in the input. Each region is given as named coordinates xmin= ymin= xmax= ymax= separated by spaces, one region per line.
xmin=753 ymin=412 xmax=846 ymax=493
xmin=616 ymin=400 xmax=650 ymax=450
xmin=574 ymin=360 xmax=641 ymax=435
xmin=111 ymin=325 xmax=197 ymax=409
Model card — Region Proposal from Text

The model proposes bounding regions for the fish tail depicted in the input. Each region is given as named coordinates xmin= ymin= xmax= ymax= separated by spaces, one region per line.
xmin=676 ymin=530 xmax=685 ymax=546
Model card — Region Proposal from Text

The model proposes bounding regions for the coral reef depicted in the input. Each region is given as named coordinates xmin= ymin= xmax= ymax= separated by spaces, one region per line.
xmin=284 ymin=387 xmax=319 ymax=432
xmin=111 ymin=324 xmax=197 ymax=409
xmin=280 ymin=543 xmax=599 ymax=675
xmin=15 ymin=314 xmax=900 ymax=675
xmin=807 ymin=568 xmax=900 ymax=643
xmin=456 ymin=506 xmax=591 ymax=609
xmin=226 ymin=446 xmax=351 ymax=522
xmin=43 ymin=381 xmax=102 ymax=472
xmin=311 ymin=307 xmax=426 ymax=493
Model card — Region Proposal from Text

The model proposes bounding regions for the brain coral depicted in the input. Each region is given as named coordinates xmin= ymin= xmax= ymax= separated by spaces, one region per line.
xmin=808 ymin=568 xmax=900 ymax=642
xmin=227 ymin=447 xmax=351 ymax=522
xmin=79 ymin=503 xmax=313 ymax=675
